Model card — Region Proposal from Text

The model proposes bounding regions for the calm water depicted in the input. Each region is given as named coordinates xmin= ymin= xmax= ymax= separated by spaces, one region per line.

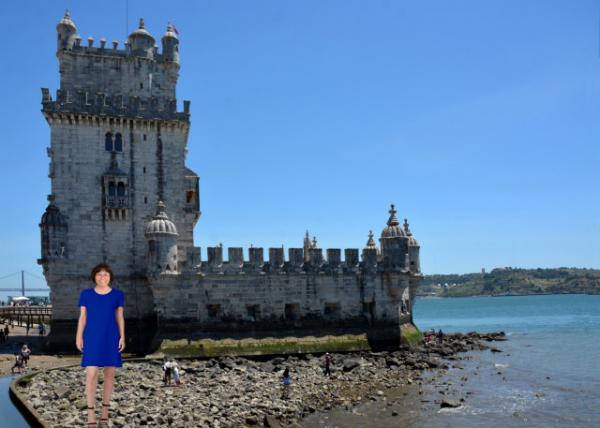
xmin=410 ymin=294 xmax=600 ymax=427
xmin=304 ymin=294 xmax=600 ymax=428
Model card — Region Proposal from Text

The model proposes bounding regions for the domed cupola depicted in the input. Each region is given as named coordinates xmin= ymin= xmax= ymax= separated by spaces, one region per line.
xmin=144 ymin=201 xmax=179 ymax=276
xmin=404 ymin=219 xmax=419 ymax=247
xmin=161 ymin=23 xmax=180 ymax=64
xmin=127 ymin=18 xmax=156 ymax=58
xmin=145 ymin=201 xmax=178 ymax=236
xmin=380 ymin=204 xmax=406 ymax=239
xmin=41 ymin=202 xmax=67 ymax=228
xmin=56 ymin=10 xmax=79 ymax=51
xmin=379 ymin=204 xmax=409 ymax=270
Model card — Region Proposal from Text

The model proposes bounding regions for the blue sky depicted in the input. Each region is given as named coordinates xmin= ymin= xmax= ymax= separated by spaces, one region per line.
xmin=1 ymin=0 xmax=599 ymax=295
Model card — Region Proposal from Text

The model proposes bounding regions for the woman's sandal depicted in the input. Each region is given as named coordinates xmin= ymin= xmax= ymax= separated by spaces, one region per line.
xmin=87 ymin=406 xmax=97 ymax=427
xmin=98 ymin=403 xmax=110 ymax=427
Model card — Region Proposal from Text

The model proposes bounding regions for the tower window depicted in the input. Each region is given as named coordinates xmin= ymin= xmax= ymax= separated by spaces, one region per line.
xmin=117 ymin=182 xmax=126 ymax=197
xmin=108 ymin=181 xmax=116 ymax=197
xmin=143 ymin=134 xmax=147 ymax=141
xmin=114 ymin=133 xmax=123 ymax=152
xmin=105 ymin=133 xmax=113 ymax=151
xmin=140 ymin=83 xmax=143 ymax=89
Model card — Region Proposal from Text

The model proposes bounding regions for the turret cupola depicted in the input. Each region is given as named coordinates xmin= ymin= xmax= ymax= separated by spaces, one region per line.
xmin=145 ymin=201 xmax=178 ymax=236
xmin=56 ymin=10 xmax=78 ymax=51
xmin=379 ymin=204 xmax=409 ymax=271
xmin=145 ymin=201 xmax=179 ymax=276
xmin=128 ymin=18 xmax=156 ymax=58
xmin=161 ymin=23 xmax=180 ymax=64
xmin=381 ymin=204 xmax=406 ymax=238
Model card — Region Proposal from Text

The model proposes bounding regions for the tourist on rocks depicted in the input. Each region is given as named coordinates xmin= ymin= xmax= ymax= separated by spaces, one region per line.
xmin=76 ymin=263 xmax=125 ymax=428
xmin=163 ymin=358 xmax=173 ymax=385
xmin=11 ymin=353 xmax=24 ymax=374
xmin=172 ymin=359 xmax=182 ymax=386
xmin=437 ymin=329 xmax=444 ymax=343
xmin=324 ymin=353 xmax=332 ymax=377
xmin=281 ymin=368 xmax=292 ymax=399
xmin=20 ymin=344 xmax=31 ymax=367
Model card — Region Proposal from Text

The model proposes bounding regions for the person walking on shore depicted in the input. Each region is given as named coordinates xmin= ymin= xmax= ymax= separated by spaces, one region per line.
xmin=76 ymin=263 xmax=125 ymax=428
xmin=163 ymin=358 xmax=173 ymax=386
xmin=324 ymin=353 xmax=332 ymax=377
xmin=281 ymin=368 xmax=292 ymax=399
xmin=20 ymin=344 xmax=31 ymax=368
xmin=4 ymin=324 xmax=9 ymax=339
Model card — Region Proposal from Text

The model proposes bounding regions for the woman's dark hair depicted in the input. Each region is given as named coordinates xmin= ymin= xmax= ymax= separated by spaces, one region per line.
xmin=90 ymin=263 xmax=114 ymax=284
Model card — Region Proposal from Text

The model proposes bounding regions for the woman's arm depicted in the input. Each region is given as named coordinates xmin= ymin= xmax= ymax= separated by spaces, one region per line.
xmin=116 ymin=306 xmax=125 ymax=352
xmin=75 ymin=306 xmax=86 ymax=351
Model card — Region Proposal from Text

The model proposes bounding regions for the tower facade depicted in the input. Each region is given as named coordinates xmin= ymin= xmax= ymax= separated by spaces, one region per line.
xmin=39 ymin=13 xmax=422 ymax=354
xmin=39 ymin=12 xmax=199 ymax=350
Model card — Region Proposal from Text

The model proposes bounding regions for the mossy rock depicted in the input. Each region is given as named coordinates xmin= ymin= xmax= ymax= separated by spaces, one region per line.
xmin=159 ymin=334 xmax=371 ymax=357
xmin=400 ymin=324 xmax=423 ymax=346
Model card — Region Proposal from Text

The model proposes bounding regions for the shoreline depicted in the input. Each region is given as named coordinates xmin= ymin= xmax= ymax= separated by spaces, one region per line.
xmin=12 ymin=332 xmax=507 ymax=427
xmin=417 ymin=291 xmax=600 ymax=299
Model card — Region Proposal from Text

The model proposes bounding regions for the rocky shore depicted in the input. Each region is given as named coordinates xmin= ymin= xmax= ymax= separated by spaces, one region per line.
xmin=14 ymin=332 xmax=507 ymax=427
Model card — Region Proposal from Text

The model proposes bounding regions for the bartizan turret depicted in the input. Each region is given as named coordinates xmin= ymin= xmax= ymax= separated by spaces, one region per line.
xmin=379 ymin=204 xmax=409 ymax=270
xmin=161 ymin=24 xmax=179 ymax=64
xmin=145 ymin=201 xmax=179 ymax=276
xmin=38 ymin=195 xmax=68 ymax=265
xmin=56 ymin=10 xmax=78 ymax=52
xmin=127 ymin=18 xmax=156 ymax=59
xmin=404 ymin=218 xmax=421 ymax=273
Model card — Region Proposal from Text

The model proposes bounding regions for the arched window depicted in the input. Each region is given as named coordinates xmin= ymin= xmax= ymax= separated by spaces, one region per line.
xmin=117 ymin=182 xmax=126 ymax=196
xmin=108 ymin=181 xmax=116 ymax=196
xmin=114 ymin=133 xmax=123 ymax=152
xmin=105 ymin=133 xmax=113 ymax=151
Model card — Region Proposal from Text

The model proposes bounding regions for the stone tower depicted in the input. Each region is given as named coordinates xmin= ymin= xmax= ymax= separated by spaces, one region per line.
xmin=39 ymin=13 xmax=423 ymax=354
xmin=39 ymin=12 xmax=199 ymax=351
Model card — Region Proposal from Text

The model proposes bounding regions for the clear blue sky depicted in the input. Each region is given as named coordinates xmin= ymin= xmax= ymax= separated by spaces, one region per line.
xmin=1 ymin=0 xmax=599 ymax=295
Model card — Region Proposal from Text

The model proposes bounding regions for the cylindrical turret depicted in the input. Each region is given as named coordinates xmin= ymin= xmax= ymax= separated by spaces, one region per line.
xmin=404 ymin=219 xmax=421 ymax=273
xmin=39 ymin=197 xmax=68 ymax=262
xmin=161 ymin=24 xmax=180 ymax=64
xmin=127 ymin=18 xmax=156 ymax=59
xmin=56 ymin=10 xmax=78 ymax=51
xmin=144 ymin=201 xmax=178 ymax=276
xmin=379 ymin=204 xmax=409 ymax=270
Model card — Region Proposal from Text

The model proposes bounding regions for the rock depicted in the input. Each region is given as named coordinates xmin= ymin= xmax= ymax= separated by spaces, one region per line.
xmin=53 ymin=385 xmax=70 ymax=399
xmin=245 ymin=415 xmax=258 ymax=425
xmin=440 ymin=399 xmax=461 ymax=408
xmin=264 ymin=414 xmax=282 ymax=427
xmin=343 ymin=358 xmax=361 ymax=372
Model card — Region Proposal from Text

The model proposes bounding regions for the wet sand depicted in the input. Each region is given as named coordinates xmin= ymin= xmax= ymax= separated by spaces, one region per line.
xmin=0 ymin=325 xmax=79 ymax=376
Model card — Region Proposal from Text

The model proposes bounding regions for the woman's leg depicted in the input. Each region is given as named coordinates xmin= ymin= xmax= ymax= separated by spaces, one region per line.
xmin=85 ymin=366 xmax=99 ymax=424
xmin=100 ymin=367 xmax=116 ymax=422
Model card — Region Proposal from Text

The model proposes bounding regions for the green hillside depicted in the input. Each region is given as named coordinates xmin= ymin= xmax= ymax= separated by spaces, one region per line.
xmin=419 ymin=268 xmax=600 ymax=297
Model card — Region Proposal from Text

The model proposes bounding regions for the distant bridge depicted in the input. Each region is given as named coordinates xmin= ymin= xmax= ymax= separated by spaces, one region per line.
xmin=0 ymin=270 xmax=49 ymax=296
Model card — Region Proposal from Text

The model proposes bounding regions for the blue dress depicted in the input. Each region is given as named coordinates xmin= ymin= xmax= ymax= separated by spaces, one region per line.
xmin=78 ymin=288 xmax=125 ymax=367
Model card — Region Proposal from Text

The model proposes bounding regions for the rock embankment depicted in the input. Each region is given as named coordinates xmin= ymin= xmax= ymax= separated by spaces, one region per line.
xmin=15 ymin=332 xmax=506 ymax=427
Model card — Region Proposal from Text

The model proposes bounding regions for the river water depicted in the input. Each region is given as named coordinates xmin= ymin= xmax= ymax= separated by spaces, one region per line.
xmin=303 ymin=294 xmax=600 ymax=427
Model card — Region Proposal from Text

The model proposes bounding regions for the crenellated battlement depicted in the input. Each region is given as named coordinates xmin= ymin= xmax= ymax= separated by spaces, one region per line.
xmin=41 ymin=88 xmax=190 ymax=122
xmin=182 ymin=242 xmax=417 ymax=276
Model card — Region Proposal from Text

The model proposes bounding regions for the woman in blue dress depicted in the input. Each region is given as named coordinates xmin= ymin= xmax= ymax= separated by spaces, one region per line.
xmin=76 ymin=263 xmax=125 ymax=427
